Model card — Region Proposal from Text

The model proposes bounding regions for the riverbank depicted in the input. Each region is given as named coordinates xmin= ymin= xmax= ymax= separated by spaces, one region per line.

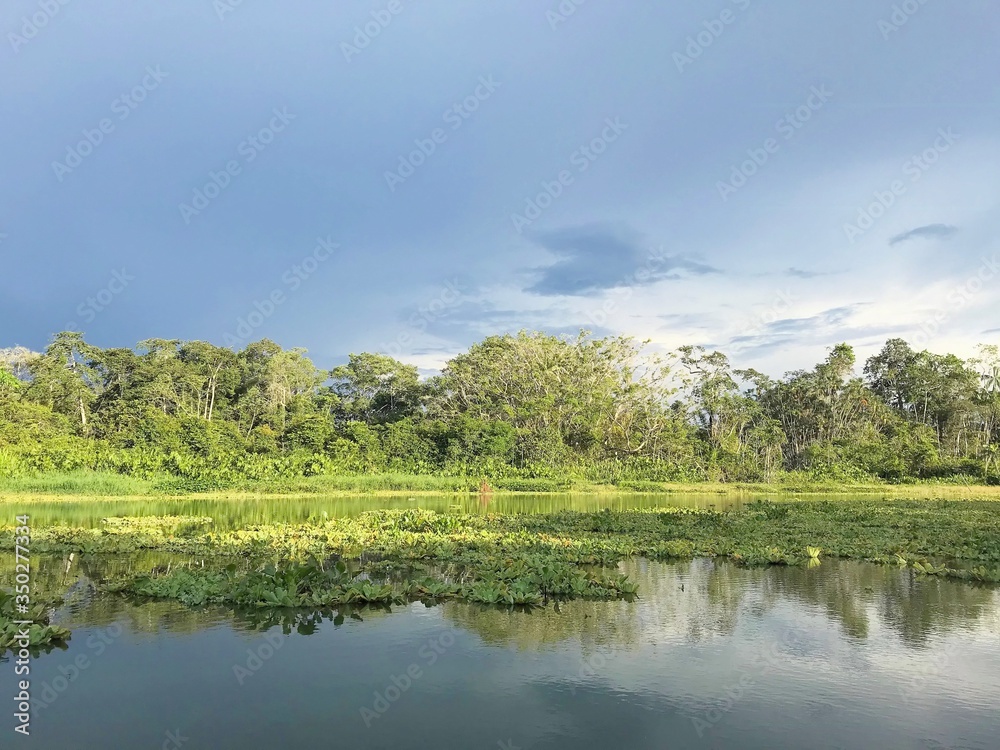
xmin=2 ymin=470 xmax=1000 ymax=500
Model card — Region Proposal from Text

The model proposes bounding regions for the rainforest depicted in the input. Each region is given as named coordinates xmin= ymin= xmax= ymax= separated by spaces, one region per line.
xmin=2 ymin=330 xmax=999 ymax=491
xmin=3 ymin=330 xmax=1000 ymax=748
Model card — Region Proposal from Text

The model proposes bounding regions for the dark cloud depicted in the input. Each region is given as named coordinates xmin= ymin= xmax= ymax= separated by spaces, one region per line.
xmin=524 ymin=224 xmax=719 ymax=296
xmin=888 ymin=224 xmax=959 ymax=246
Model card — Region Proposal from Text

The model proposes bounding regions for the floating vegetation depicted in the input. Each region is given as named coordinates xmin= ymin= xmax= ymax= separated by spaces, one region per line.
xmin=4 ymin=500 xmax=1000 ymax=617
xmin=0 ymin=590 xmax=71 ymax=656
xmin=106 ymin=553 xmax=638 ymax=610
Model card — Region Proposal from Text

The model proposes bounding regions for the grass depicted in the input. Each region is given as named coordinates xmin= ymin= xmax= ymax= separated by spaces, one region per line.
xmin=3 ymin=470 xmax=1000 ymax=500
xmin=0 ymin=471 xmax=155 ymax=496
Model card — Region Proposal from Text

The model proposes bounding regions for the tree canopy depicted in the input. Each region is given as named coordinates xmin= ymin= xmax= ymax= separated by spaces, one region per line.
xmin=1 ymin=330 xmax=997 ymax=485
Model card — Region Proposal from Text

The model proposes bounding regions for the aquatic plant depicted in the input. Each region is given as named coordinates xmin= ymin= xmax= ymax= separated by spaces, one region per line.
xmin=6 ymin=499 xmax=1000 ymax=619
xmin=0 ymin=590 xmax=71 ymax=655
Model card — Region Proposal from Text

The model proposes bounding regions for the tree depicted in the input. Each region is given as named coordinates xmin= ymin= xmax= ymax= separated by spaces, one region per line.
xmin=328 ymin=353 xmax=422 ymax=425
xmin=864 ymin=338 xmax=918 ymax=413
xmin=0 ymin=346 xmax=40 ymax=381
xmin=25 ymin=332 xmax=101 ymax=433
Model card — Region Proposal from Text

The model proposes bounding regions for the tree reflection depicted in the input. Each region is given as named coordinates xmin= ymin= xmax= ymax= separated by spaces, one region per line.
xmin=2 ymin=552 xmax=997 ymax=655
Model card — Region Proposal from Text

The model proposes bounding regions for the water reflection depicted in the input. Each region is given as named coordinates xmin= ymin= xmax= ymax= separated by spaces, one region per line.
xmin=440 ymin=558 xmax=1000 ymax=650
xmin=2 ymin=556 xmax=998 ymax=749
xmin=5 ymin=553 xmax=997 ymax=650
xmin=1 ymin=491 xmax=745 ymax=528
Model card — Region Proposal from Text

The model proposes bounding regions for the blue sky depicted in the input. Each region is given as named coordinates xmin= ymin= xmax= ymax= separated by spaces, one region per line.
xmin=2 ymin=0 xmax=998 ymax=375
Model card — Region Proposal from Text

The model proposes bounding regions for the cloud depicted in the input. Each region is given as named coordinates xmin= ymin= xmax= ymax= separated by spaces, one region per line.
xmin=888 ymin=224 xmax=959 ymax=246
xmin=725 ymin=304 xmax=910 ymax=356
xmin=785 ymin=267 xmax=837 ymax=279
xmin=524 ymin=223 xmax=719 ymax=296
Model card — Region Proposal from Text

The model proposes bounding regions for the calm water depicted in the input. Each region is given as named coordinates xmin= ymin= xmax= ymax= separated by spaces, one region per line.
xmin=2 ymin=492 xmax=748 ymax=529
xmin=3 ymin=555 xmax=999 ymax=749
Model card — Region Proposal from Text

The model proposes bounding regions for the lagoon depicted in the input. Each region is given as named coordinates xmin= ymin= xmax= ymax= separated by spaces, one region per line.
xmin=3 ymin=555 xmax=999 ymax=749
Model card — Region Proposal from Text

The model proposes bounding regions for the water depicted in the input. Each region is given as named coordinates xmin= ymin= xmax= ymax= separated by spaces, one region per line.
xmin=3 ymin=556 xmax=999 ymax=749
xmin=2 ymin=492 xmax=748 ymax=529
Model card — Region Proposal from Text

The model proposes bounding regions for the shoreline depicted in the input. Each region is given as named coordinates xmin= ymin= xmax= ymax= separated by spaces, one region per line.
xmin=2 ymin=475 xmax=1000 ymax=501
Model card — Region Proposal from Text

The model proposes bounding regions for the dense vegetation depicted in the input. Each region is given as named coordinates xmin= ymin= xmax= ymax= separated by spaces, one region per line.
xmin=6 ymin=499 xmax=998 ymax=653
xmin=2 ymin=501 xmax=998 ymax=621
xmin=2 ymin=331 xmax=999 ymax=488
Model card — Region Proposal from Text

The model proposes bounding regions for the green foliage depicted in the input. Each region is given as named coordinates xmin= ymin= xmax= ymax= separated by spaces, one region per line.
xmin=0 ymin=590 xmax=72 ymax=656
xmin=1 ymin=331 xmax=997 ymax=486
xmin=1 ymin=500 xmax=995 ymax=644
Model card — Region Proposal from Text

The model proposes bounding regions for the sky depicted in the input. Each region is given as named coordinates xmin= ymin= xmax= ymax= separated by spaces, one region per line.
xmin=2 ymin=0 xmax=998 ymax=377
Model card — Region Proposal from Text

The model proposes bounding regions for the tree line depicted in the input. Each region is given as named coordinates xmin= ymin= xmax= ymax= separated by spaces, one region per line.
xmin=1 ymin=330 xmax=998 ymax=485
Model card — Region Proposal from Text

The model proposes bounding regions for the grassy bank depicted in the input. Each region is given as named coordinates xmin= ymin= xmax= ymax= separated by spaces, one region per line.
xmin=3 ymin=470 xmax=1000 ymax=500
